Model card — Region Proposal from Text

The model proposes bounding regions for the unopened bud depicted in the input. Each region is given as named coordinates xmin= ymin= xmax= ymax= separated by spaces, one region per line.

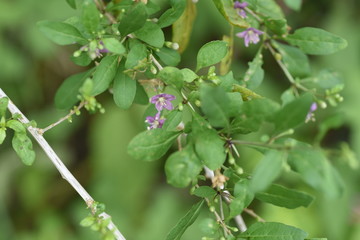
xmin=178 ymin=103 xmax=184 ymax=111
xmin=275 ymin=53 xmax=282 ymax=61
xmin=209 ymin=206 xmax=215 ymax=212
xmin=318 ymin=100 xmax=327 ymax=109
xmin=228 ymin=156 xmax=235 ymax=165
xmin=150 ymin=65 xmax=157 ymax=75
xmin=165 ymin=41 xmax=172 ymax=48
xmin=195 ymin=100 xmax=201 ymax=107
xmin=236 ymin=167 xmax=244 ymax=175
xmin=73 ymin=50 xmax=82 ymax=57
xmin=172 ymin=42 xmax=179 ymax=50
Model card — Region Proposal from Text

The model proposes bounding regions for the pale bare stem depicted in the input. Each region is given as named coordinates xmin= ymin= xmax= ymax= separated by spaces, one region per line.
xmin=244 ymin=208 xmax=266 ymax=222
xmin=180 ymin=91 xmax=196 ymax=112
xmin=0 ymin=88 xmax=126 ymax=240
xmin=218 ymin=195 xmax=227 ymax=236
xmin=231 ymin=144 xmax=240 ymax=158
xmin=204 ymin=168 xmax=248 ymax=233
xmin=150 ymin=54 xmax=163 ymax=71
xmin=39 ymin=101 xmax=86 ymax=135
xmin=177 ymin=135 xmax=183 ymax=151
xmin=204 ymin=198 xmax=232 ymax=236
xmin=231 ymin=139 xmax=287 ymax=150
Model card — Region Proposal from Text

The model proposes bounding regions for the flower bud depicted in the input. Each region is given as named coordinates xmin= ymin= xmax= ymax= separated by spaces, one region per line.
xmin=172 ymin=42 xmax=179 ymax=50
xmin=73 ymin=50 xmax=82 ymax=57
xmin=275 ymin=53 xmax=282 ymax=61
xmin=150 ymin=65 xmax=157 ymax=75
xmin=318 ymin=100 xmax=327 ymax=109
xmin=195 ymin=100 xmax=201 ymax=107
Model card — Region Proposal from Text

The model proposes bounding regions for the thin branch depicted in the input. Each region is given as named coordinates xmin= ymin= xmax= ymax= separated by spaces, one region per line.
xmin=244 ymin=208 xmax=265 ymax=222
xmin=0 ymin=88 xmax=126 ymax=240
xmin=94 ymin=0 xmax=117 ymax=24
xmin=204 ymin=198 xmax=232 ymax=236
xmin=231 ymin=140 xmax=288 ymax=150
xmin=150 ymin=54 xmax=163 ymax=71
xmin=39 ymin=101 xmax=86 ymax=134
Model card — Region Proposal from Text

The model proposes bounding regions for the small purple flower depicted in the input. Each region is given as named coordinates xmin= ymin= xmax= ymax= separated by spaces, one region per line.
xmin=145 ymin=112 xmax=165 ymax=130
xmin=236 ymin=27 xmax=264 ymax=47
xmin=305 ymin=102 xmax=317 ymax=123
xmin=234 ymin=1 xmax=248 ymax=18
xmin=150 ymin=93 xmax=176 ymax=112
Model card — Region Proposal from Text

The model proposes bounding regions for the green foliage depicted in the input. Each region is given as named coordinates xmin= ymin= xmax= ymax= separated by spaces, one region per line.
xmin=113 ymin=70 xmax=136 ymax=110
xmin=213 ymin=0 xmax=249 ymax=28
xmin=37 ymin=20 xmax=87 ymax=45
xmin=157 ymin=0 xmax=186 ymax=28
xmin=196 ymin=40 xmax=228 ymax=71
xmin=81 ymin=2 xmax=100 ymax=36
xmin=134 ymin=21 xmax=165 ymax=48
xmin=102 ymin=38 xmax=126 ymax=55
xmin=165 ymin=145 xmax=202 ymax=188
xmin=91 ymin=55 xmax=118 ymax=96
xmin=238 ymin=222 xmax=308 ymax=240
xmin=193 ymin=186 xmax=217 ymax=198
xmin=117 ymin=2 xmax=148 ymax=36
xmin=166 ymin=200 xmax=204 ymax=240
xmin=285 ymin=27 xmax=348 ymax=55
xmin=255 ymin=184 xmax=314 ymax=209
xmin=128 ymin=129 xmax=180 ymax=161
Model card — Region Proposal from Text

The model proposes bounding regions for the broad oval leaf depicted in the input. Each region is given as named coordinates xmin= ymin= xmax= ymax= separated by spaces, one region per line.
xmin=157 ymin=0 xmax=186 ymax=28
xmin=244 ymin=49 xmax=264 ymax=89
xmin=113 ymin=70 xmax=136 ymax=109
xmin=196 ymin=40 xmax=228 ymax=71
xmin=125 ymin=41 xmax=148 ymax=69
xmin=285 ymin=27 xmax=348 ymax=55
xmin=127 ymin=129 xmax=180 ymax=161
xmin=250 ymin=150 xmax=286 ymax=193
xmin=0 ymin=128 xmax=6 ymax=145
xmin=6 ymin=120 xmax=26 ymax=134
xmin=102 ymin=38 xmax=126 ymax=55
xmin=81 ymin=2 xmax=100 ymax=35
xmin=37 ymin=20 xmax=87 ymax=45
xmin=55 ymin=69 xmax=94 ymax=110
xmin=158 ymin=67 xmax=184 ymax=90
xmin=193 ymin=186 xmax=217 ymax=198
xmin=12 ymin=132 xmax=35 ymax=166
xmin=239 ymin=222 xmax=308 ymax=240
xmin=256 ymin=184 xmax=314 ymax=209
xmin=118 ymin=2 xmax=148 ymax=36
xmin=155 ymin=47 xmax=181 ymax=67
xmin=91 ymin=55 xmax=119 ymax=96
xmin=134 ymin=21 xmax=165 ymax=48
xmin=166 ymin=200 xmax=204 ymax=240
xmin=212 ymin=0 xmax=249 ymax=28
xmin=165 ymin=146 xmax=202 ymax=188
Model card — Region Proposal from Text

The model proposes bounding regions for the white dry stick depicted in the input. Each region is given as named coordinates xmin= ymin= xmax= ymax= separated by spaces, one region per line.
xmin=0 ymin=88 xmax=126 ymax=240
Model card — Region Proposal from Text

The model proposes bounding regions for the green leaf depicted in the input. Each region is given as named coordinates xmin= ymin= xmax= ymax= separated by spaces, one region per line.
xmin=274 ymin=93 xmax=313 ymax=132
xmin=165 ymin=145 xmax=202 ymax=188
xmin=0 ymin=97 xmax=9 ymax=117
xmin=155 ymin=47 xmax=181 ymax=67
xmin=181 ymin=68 xmax=198 ymax=83
xmin=102 ymin=38 xmax=126 ymax=55
xmin=157 ymin=0 xmax=186 ymax=28
xmin=118 ymin=2 xmax=148 ymax=36
xmin=66 ymin=0 xmax=76 ymax=9
xmin=113 ymin=70 xmax=136 ymax=110
xmin=200 ymin=84 xmax=230 ymax=128
xmin=230 ymin=98 xmax=279 ymax=134
xmin=0 ymin=128 xmax=6 ymax=144
xmin=247 ymin=0 xmax=284 ymax=19
xmin=238 ymin=222 xmax=308 ymax=240
xmin=284 ymin=0 xmax=302 ymax=11
xmin=196 ymin=40 xmax=228 ymax=71
xmin=273 ymin=42 xmax=311 ymax=78
xmin=12 ymin=132 xmax=35 ymax=166
xmin=125 ymin=41 xmax=148 ymax=69
xmin=81 ymin=2 xmax=100 ymax=35
xmin=229 ymin=179 xmax=254 ymax=218
xmin=6 ymin=120 xmax=26 ymax=134
xmin=133 ymin=81 xmax=149 ymax=105
xmin=128 ymin=129 xmax=180 ymax=161
xmin=264 ymin=18 xmax=288 ymax=36
xmin=285 ymin=27 xmax=348 ymax=55
xmin=193 ymin=186 xmax=217 ymax=198
xmin=70 ymin=51 xmax=92 ymax=66
xmin=212 ymin=0 xmax=249 ymax=28
xmin=80 ymin=216 xmax=96 ymax=227
xmin=172 ymin=0 xmax=197 ymax=53
xmin=158 ymin=67 xmax=184 ymax=90
xmin=232 ymin=84 xmax=263 ymax=101
xmin=92 ymin=55 xmax=118 ymax=96
xmin=312 ymin=69 xmax=344 ymax=90
xmin=55 ymin=69 xmax=94 ymax=110
xmin=134 ymin=21 xmax=165 ymax=48
xmin=146 ymin=0 xmax=161 ymax=15
xmin=166 ymin=200 xmax=204 ymax=240
xmin=250 ymin=150 xmax=285 ymax=193
xmin=192 ymin=114 xmax=226 ymax=170
xmin=244 ymin=49 xmax=264 ymax=89
xmin=37 ymin=20 xmax=87 ymax=45
xmin=162 ymin=110 xmax=183 ymax=131
xmin=287 ymin=141 xmax=344 ymax=198
xmin=256 ymin=184 xmax=314 ymax=209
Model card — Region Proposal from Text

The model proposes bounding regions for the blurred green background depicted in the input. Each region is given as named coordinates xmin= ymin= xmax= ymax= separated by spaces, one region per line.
xmin=0 ymin=0 xmax=359 ymax=239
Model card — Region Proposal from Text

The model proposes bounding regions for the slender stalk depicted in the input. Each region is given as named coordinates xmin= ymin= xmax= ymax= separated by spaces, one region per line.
xmin=204 ymin=198 xmax=232 ymax=236
xmin=39 ymin=101 xmax=85 ymax=134
xmin=150 ymin=54 xmax=163 ymax=71
xmin=244 ymin=208 xmax=265 ymax=222
xmin=0 ymin=88 xmax=126 ymax=240
xmin=94 ymin=0 xmax=117 ymax=24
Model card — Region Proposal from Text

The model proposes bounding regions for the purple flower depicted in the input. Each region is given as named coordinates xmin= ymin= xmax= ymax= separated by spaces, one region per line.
xmin=234 ymin=1 xmax=248 ymax=18
xmin=236 ymin=27 xmax=264 ymax=47
xmin=305 ymin=102 xmax=317 ymax=123
xmin=145 ymin=112 xmax=165 ymax=130
xmin=150 ymin=93 xmax=176 ymax=112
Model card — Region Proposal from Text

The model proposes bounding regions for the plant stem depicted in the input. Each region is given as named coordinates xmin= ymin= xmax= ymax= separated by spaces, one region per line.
xmin=0 ymin=88 xmax=126 ymax=240
xmin=94 ymin=0 xmax=117 ymax=24
xmin=244 ymin=208 xmax=266 ymax=222
xmin=231 ymin=139 xmax=288 ymax=150
xmin=39 ymin=101 xmax=86 ymax=135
